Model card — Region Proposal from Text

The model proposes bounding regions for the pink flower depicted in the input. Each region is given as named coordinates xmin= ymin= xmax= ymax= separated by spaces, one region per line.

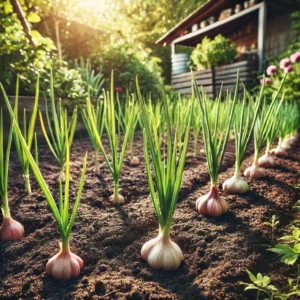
xmin=284 ymin=65 xmax=293 ymax=73
xmin=260 ymin=77 xmax=272 ymax=85
xmin=279 ymin=58 xmax=291 ymax=69
xmin=291 ymin=52 xmax=300 ymax=63
xmin=115 ymin=87 xmax=123 ymax=93
xmin=266 ymin=65 xmax=276 ymax=75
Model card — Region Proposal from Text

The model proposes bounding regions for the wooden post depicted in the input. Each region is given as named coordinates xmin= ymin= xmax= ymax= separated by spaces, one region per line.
xmin=171 ymin=43 xmax=176 ymax=55
xmin=211 ymin=66 xmax=216 ymax=99
xmin=258 ymin=1 xmax=267 ymax=73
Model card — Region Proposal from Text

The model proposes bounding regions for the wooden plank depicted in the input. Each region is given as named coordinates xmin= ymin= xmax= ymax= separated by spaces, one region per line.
xmin=174 ymin=85 xmax=213 ymax=95
xmin=173 ymin=78 xmax=213 ymax=89
xmin=172 ymin=73 xmax=213 ymax=84
xmin=172 ymin=2 xmax=263 ymax=46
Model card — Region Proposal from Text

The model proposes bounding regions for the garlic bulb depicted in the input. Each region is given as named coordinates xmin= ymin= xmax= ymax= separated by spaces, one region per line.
xmin=130 ymin=156 xmax=140 ymax=167
xmin=288 ymin=135 xmax=298 ymax=145
xmin=141 ymin=233 xmax=183 ymax=271
xmin=258 ymin=152 xmax=276 ymax=168
xmin=271 ymin=146 xmax=288 ymax=157
xmin=46 ymin=245 xmax=84 ymax=280
xmin=110 ymin=193 xmax=125 ymax=204
xmin=0 ymin=217 xmax=24 ymax=241
xmin=244 ymin=166 xmax=266 ymax=179
xmin=280 ymin=142 xmax=291 ymax=150
xmin=92 ymin=166 xmax=101 ymax=176
xmin=222 ymin=175 xmax=249 ymax=194
xmin=196 ymin=185 xmax=228 ymax=217
xmin=57 ymin=171 xmax=66 ymax=183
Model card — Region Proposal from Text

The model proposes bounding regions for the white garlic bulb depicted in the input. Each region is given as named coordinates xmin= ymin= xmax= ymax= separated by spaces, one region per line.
xmin=222 ymin=175 xmax=249 ymax=194
xmin=141 ymin=233 xmax=183 ymax=271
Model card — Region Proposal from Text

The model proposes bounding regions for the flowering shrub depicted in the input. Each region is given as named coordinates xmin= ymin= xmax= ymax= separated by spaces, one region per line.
xmin=260 ymin=51 xmax=300 ymax=103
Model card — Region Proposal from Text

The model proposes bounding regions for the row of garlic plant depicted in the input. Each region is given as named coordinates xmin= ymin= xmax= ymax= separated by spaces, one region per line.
xmin=0 ymin=71 xmax=299 ymax=277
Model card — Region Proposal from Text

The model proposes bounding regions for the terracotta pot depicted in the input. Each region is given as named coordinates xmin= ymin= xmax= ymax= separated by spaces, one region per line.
xmin=249 ymin=0 xmax=256 ymax=7
xmin=200 ymin=20 xmax=207 ymax=29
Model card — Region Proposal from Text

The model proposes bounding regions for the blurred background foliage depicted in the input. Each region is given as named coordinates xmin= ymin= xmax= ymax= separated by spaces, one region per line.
xmin=0 ymin=0 xmax=204 ymax=98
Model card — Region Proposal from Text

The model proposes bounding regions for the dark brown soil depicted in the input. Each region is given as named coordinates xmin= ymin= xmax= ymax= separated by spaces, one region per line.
xmin=0 ymin=134 xmax=299 ymax=300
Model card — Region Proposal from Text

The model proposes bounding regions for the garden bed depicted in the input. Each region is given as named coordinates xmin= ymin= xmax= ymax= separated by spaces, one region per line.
xmin=0 ymin=135 xmax=299 ymax=300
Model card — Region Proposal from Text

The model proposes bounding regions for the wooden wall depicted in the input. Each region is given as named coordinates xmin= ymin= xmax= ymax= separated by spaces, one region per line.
xmin=172 ymin=60 xmax=258 ymax=97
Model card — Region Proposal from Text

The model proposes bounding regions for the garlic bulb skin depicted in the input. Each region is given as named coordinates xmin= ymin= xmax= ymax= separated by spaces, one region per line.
xmin=196 ymin=185 xmax=228 ymax=217
xmin=57 ymin=171 xmax=66 ymax=183
xmin=280 ymin=142 xmax=291 ymax=150
xmin=288 ymin=135 xmax=298 ymax=145
xmin=222 ymin=175 xmax=249 ymax=194
xmin=244 ymin=166 xmax=266 ymax=179
xmin=109 ymin=194 xmax=125 ymax=204
xmin=0 ymin=217 xmax=24 ymax=241
xmin=141 ymin=233 xmax=183 ymax=271
xmin=271 ymin=146 xmax=288 ymax=157
xmin=46 ymin=246 xmax=84 ymax=280
xmin=92 ymin=166 xmax=101 ymax=176
xmin=258 ymin=153 xmax=276 ymax=168
xmin=130 ymin=156 xmax=140 ymax=167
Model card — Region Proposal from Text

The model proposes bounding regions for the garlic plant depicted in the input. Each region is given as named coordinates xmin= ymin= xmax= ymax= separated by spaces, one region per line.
xmin=39 ymin=70 xmax=77 ymax=182
xmin=86 ymin=72 xmax=135 ymax=203
xmin=116 ymin=93 xmax=140 ymax=166
xmin=258 ymin=113 xmax=278 ymax=168
xmin=271 ymin=101 xmax=300 ymax=156
xmin=244 ymin=75 xmax=286 ymax=179
xmin=0 ymin=108 xmax=24 ymax=241
xmin=193 ymin=80 xmax=237 ymax=217
xmin=5 ymin=92 xmax=88 ymax=279
xmin=223 ymin=89 xmax=262 ymax=194
xmin=192 ymin=99 xmax=202 ymax=157
xmin=138 ymin=81 xmax=191 ymax=271
xmin=82 ymin=97 xmax=105 ymax=175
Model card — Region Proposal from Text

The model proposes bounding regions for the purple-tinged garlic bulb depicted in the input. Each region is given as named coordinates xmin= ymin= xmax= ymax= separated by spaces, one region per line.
xmin=196 ymin=185 xmax=228 ymax=217
xmin=92 ymin=166 xmax=101 ymax=176
xmin=0 ymin=217 xmax=24 ymax=241
xmin=46 ymin=244 xmax=84 ymax=280
xmin=244 ymin=166 xmax=266 ymax=179
xmin=271 ymin=146 xmax=288 ymax=157
xmin=258 ymin=152 xmax=276 ymax=168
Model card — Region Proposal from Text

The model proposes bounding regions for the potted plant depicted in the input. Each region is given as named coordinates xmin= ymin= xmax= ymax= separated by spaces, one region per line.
xmin=190 ymin=34 xmax=237 ymax=70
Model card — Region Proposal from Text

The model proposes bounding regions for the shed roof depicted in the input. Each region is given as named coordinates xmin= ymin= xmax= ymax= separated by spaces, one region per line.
xmin=156 ymin=0 xmax=298 ymax=46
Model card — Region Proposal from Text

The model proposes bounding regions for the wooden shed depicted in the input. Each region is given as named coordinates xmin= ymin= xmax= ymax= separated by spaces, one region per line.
xmin=156 ymin=0 xmax=298 ymax=97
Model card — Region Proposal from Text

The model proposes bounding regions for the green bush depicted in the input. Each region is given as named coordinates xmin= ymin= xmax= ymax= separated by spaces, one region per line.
xmin=96 ymin=46 xmax=163 ymax=96
xmin=190 ymin=34 xmax=237 ymax=70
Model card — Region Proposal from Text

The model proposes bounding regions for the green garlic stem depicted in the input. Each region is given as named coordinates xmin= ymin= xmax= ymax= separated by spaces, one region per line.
xmin=1 ymin=194 xmax=11 ymax=218
xmin=24 ymin=173 xmax=32 ymax=194
xmin=61 ymin=238 xmax=70 ymax=252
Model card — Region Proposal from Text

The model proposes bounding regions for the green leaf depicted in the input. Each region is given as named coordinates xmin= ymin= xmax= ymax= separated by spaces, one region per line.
xmin=4 ymin=0 xmax=13 ymax=14
xmin=244 ymin=284 xmax=259 ymax=291
xmin=246 ymin=270 xmax=258 ymax=284
xmin=27 ymin=12 xmax=41 ymax=23
xmin=294 ymin=243 xmax=300 ymax=253
xmin=31 ymin=30 xmax=42 ymax=43
xmin=268 ymin=244 xmax=296 ymax=255
xmin=262 ymin=276 xmax=271 ymax=287
xmin=280 ymin=254 xmax=298 ymax=265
